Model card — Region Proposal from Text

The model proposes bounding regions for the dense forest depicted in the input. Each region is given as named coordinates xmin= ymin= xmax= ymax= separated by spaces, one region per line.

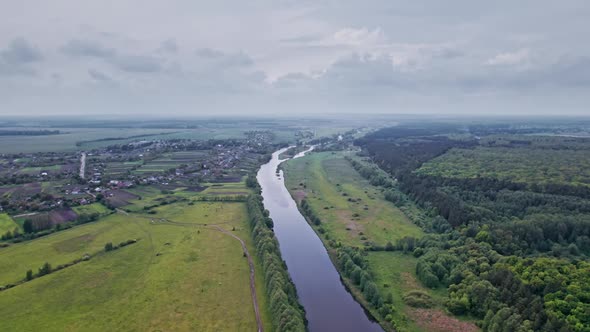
xmin=355 ymin=125 xmax=590 ymax=332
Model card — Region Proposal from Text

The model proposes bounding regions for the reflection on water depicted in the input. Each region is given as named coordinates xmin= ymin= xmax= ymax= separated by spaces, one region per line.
xmin=257 ymin=147 xmax=383 ymax=332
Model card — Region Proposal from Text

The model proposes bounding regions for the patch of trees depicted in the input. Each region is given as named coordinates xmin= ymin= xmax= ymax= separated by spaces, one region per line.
xmin=337 ymin=247 xmax=398 ymax=329
xmin=300 ymin=199 xmax=321 ymax=225
xmin=2 ymin=211 xmax=110 ymax=244
xmin=0 ymin=130 xmax=60 ymax=136
xmin=104 ymin=239 xmax=137 ymax=252
xmin=247 ymin=192 xmax=306 ymax=331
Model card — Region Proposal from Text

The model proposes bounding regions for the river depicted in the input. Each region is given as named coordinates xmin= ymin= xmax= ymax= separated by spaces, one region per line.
xmin=257 ymin=147 xmax=383 ymax=332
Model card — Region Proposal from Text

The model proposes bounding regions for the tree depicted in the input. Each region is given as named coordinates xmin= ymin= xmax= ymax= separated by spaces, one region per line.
xmin=38 ymin=262 xmax=51 ymax=276
xmin=105 ymin=242 xmax=114 ymax=251
xmin=23 ymin=219 xmax=34 ymax=233
xmin=25 ymin=269 xmax=33 ymax=281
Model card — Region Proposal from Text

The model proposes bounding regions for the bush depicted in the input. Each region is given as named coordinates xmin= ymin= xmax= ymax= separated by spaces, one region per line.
xmin=105 ymin=242 xmax=114 ymax=251
xmin=402 ymin=290 xmax=434 ymax=308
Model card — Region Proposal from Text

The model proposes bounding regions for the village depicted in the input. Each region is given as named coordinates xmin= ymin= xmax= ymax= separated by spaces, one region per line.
xmin=0 ymin=130 xmax=277 ymax=238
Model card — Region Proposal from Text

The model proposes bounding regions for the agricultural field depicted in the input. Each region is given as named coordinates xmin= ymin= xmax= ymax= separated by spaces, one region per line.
xmin=0 ymin=128 xmax=183 ymax=154
xmin=0 ymin=196 xmax=271 ymax=331
xmin=102 ymin=161 xmax=142 ymax=178
xmin=417 ymin=146 xmax=590 ymax=187
xmin=283 ymin=152 xmax=423 ymax=247
xmin=0 ymin=213 xmax=19 ymax=234
xmin=132 ymin=151 xmax=209 ymax=175
xmin=71 ymin=203 xmax=111 ymax=216
xmin=17 ymin=165 xmax=63 ymax=175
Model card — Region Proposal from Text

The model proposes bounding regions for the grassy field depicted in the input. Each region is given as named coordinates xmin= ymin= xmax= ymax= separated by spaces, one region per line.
xmin=283 ymin=152 xmax=423 ymax=247
xmin=367 ymin=252 xmax=467 ymax=332
xmin=417 ymin=146 xmax=590 ymax=187
xmin=0 ymin=213 xmax=19 ymax=234
xmin=0 ymin=196 xmax=271 ymax=331
xmin=19 ymin=165 xmax=63 ymax=174
xmin=72 ymin=203 xmax=111 ymax=216
xmin=0 ymin=128 xmax=183 ymax=154
xmin=282 ymin=152 xmax=474 ymax=331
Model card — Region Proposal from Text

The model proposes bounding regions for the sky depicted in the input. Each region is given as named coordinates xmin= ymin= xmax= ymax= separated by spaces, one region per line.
xmin=0 ymin=0 xmax=589 ymax=117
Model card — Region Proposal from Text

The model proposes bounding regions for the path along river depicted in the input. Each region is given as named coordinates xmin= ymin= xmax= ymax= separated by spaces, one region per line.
xmin=257 ymin=147 xmax=383 ymax=332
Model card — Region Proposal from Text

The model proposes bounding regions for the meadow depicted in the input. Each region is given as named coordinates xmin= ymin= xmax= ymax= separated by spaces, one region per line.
xmin=0 ymin=213 xmax=19 ymax=234
xmin=0 ymin=192 xmax=271 ymax=331
xmin=71 ymin=203 xmax=111 ymax=216
xmin=283 ymin=152 xmax=423 ymax=247
xmin=282 ymin=151 xmax=474 ymax=331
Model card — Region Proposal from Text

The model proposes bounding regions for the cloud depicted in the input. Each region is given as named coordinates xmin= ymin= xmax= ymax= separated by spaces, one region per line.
xmin=486 ymin=49 xmax=530 ymax=66
xmin=331 ymin=27 xmax=386 ymax=47
xmin=88 ymin=68 xmax=113 ymax=81
xmin=1 ymin=0 xmax=590 ymax=115
xmin=61 ymin=39 xmax=116 ymax=58
xmin=109 ymin=55 xmax=162 ymax=73
xmin=157 ymin=39 xmax=178 ymax=53
xmin=1 ymin=38 xmax=43 ymax=64
xmin=195 ymin=48 xmax=253 ymax=67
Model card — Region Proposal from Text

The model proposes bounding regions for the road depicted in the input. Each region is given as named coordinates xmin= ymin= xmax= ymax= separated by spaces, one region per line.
xmin=212 ymin=225 xmax=264 ymax=332
xmin=79 ymin=152 xmax=86 ymax=179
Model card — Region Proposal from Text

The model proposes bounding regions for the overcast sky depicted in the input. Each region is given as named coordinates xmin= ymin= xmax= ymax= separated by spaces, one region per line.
xmin=1 ymin=0 xmax=589 ymax=116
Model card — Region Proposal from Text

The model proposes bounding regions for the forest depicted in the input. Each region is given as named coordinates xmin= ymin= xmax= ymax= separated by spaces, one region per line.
xmin=355 ymin=125 xmax=590 ymax=332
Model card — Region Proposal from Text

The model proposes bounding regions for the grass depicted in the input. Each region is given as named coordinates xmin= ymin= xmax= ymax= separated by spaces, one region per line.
xmin=368 ymin=252 xmax=448 ymax=332
xmin=0 ymin=213 xmax=19 ymax=234
xmin=283 ymin=151 xmax=423 ymax=247
xmin=0 ymin=199 xmax=271 ymax=331
xmin=0 ymin=128 xmax=182 ymax=154
xmin=19 ymin=165 xmax=62 ymax=174
xmin=72 ymin=203 xmax=111 ymax=216
xmin=282 ymin=152 xmax=472 ymax=331
xmin=417 ymin=146 xmax=590 ymax=187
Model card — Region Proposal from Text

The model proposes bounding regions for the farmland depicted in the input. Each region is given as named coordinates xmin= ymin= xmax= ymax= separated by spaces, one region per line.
xmin=0 ymin=193 xmax=272 ymax=331
xmin=0 ymin=213 xmax=19 ymax=234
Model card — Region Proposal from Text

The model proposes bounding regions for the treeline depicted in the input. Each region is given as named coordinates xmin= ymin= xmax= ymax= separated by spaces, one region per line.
xmin=0 ymin=130 xmax=60 ymax=136
xmin=337 ymin=247 xmax=398 ymax=329
xmin=1 ymin=211 xmax=106 ymax=243
xmin=246 ymin=191 xmax=306 ymax=331
xmin=300 ymin=199 xmax=321 ymax=225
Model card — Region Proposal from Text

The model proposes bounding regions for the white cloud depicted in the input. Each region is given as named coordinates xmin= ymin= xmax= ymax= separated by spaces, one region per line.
xmin=486 ymin=49 xmax=530 ymax=66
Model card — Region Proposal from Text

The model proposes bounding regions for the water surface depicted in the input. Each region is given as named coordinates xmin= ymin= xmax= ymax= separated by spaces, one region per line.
xmin=257 ymin=147 xmax=383 ymax=332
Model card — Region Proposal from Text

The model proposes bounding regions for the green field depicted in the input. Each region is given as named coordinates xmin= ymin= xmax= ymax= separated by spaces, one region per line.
xmin=0 ymin=128 xmax=183 ymax=154
xmin=283 ymin=152 xmax=423 ymax=247
xmin=417 ymin=146 xmax=590 ymax=187
xmin=367 ymin=252 xmax=459 ymax=332
xmin=282 ymin=152 xmax=474 ymax=331
xmin=0 ymin=197 xmax=271 ymax=331
xmin=72 ymin=203 xmax=111 ymax=216
xmin=19 ymin=165 xmax=63 ymax=174
xmin=0 ymin=213 xmax=19 ymax=234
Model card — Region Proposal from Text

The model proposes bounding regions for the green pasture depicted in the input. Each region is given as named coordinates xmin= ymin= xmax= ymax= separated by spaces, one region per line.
xmin=283 ymin=152 xmax=423 ymax=247
xmin=0 ymin=201 xmax=271 ymax=331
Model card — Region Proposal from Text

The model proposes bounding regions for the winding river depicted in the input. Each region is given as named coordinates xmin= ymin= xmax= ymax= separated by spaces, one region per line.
xmin=257 ymin=147 xmax=383 ymax=332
